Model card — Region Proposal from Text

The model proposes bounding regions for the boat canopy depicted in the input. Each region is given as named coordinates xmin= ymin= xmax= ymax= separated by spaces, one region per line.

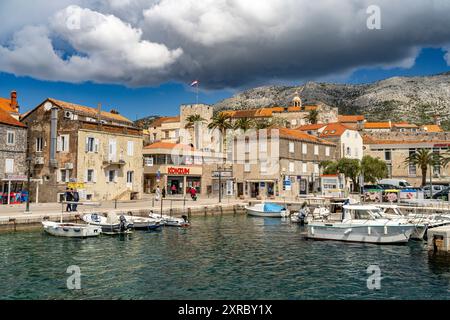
xmin=263 ymin=203 xmax=285 ymax=212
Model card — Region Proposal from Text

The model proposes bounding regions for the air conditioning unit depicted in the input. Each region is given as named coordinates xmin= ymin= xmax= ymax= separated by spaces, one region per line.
xmin=64 ymin=111 xmax=74 ymax=119
xmin=65 ymin=163 xmax=74 ymax=170
xmin=35 ymin=157 xmax=44 ymax=165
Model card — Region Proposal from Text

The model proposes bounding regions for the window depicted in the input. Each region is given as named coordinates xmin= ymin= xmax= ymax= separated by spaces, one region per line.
xmin=325 ymin=147 xmax=330 ymax=157
xmin=6 ymin=131 xmax=15 ymax=145
xmin=385 ymin=150 xmax=391 ymax=161
xmin=109 ymin=139 xmax=117 ymax=161
xmin=57 ymin=135 xmax=70 ymax=152
xmin=291 ymin=119 xmax=297 ymax=127
xmin=145 ymin=157 xmax=154 ymax=166
xmin=346 ymin=147 xmax=351 ymax=156
xmin=36 ymin=137 xmax=44 ymax=152
xmin=289 ymin=161 xmax=295 ymax=173
xmin=260 ymin=161 xmax=267 ymax=173
xmin=127 ymin=171 xmax=134 ymax=184
xmin=59 ymin=169 xmax=70 ymax=183
xmin=86 ymin=137 xmax=95 ymax=153
xmin=5 ymin=159 xmax=14 ymax=173
xmin=314 ymin=145 xmax=319 ymax=155
xmin=86 ymin=169 xmax=95 ymax=183
xmin=244 ymin=163 xmax=251 ymax=172
xmin=127 ymin=141 xmax=134 ymax=156
xmin=346 ymin=131 xmax=350 ymax=138
xmin=107 ymin=170 xmax=117 ymax=183
xmin=302 ymin=163 xmax=307 ymax=173
xmin=289 ymin=142 xmax=295 ymax=153
xmin=302 ymin=144 xmax=307 ymax=154
xmin=245 ymin=138 xmax=250 ymax=153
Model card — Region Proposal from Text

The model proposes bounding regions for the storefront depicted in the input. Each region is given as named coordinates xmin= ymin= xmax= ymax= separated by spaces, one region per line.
xmin=144 ymin=165 xmax=203 ymax=196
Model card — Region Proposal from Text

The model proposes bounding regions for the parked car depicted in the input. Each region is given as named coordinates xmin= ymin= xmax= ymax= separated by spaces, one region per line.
xmin=432 ymin=187 xmax=450 ymax=201
xmin=378 ymin=179 xmax=412 ymax=189
xmin=362 ymin=185 xmax=384 ymax=192
xmin=423 ymin=185 xmax=447 ymax=198
xmin=377 ymin=184 xmax=399 ymax=190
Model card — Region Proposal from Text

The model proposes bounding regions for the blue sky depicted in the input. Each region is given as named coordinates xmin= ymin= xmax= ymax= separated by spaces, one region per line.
xmin=1 ymin=47 xmax=449 ymax=120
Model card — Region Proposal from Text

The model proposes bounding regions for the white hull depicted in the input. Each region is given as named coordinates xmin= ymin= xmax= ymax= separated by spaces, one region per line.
xmin=42 ymin=221 xmax=101 ymax=238
xmin=306 ymin=223 xmax=414 ymax=244
xmin=245 ymin=203 xmax=288 ymax=218
xmin=149 ymin=214 xmax=190 ymax=227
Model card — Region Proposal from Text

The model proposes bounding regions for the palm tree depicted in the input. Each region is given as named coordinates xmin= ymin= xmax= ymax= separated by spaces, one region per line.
xmin=184 ymin=114 xmax=205 ymax=149
xmin=404 ymin=149 xmax=444 ymax=186
xmin=233 ymin=117 xmax=254 ymax=132
xmin=208 ymin=113 xmax=232 ymax=152
xmin=254 ymin=119 xmax=272 ymax=130
xmin=306 ymin=109 xmax=320 ymax=124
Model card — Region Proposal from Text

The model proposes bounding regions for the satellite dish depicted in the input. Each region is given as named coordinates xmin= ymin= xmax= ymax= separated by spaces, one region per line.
xmin=44 ymin=102 xmax=53 ymax=111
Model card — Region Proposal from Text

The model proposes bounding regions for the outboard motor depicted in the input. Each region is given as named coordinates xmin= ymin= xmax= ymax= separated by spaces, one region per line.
xmin=182 ymin=215 xmax=189 ymax=223
xmin=119 ymin=215 xmax=128 ymax=232
xmin=299 ymin=209 xmax=307 ymax=226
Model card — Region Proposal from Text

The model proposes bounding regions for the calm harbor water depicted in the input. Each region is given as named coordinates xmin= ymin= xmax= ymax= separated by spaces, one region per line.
xmin=0 ymin=215 xmax=450 ymax=300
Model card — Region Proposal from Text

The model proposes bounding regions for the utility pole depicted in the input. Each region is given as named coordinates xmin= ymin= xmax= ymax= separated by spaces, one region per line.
xmin=219 ymin=170 xmax=222 ymax=203
xmin=25 ymin=155 xmax=32 ymax=213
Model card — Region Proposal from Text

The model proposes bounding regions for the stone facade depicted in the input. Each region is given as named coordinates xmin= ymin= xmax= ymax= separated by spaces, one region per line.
xmin=0 ymin=123 xmax=27 ymax=180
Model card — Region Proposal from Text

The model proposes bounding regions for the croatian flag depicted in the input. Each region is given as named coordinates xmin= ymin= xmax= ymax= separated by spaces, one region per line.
xmin=190 ymin=80 xmax=199 ymax=87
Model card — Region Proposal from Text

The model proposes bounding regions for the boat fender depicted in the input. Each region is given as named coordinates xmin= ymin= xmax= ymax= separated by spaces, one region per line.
xmin=311 ymin=227 xmax=314 ymax=235
xmin=344 ymin=228 xmax=352 ymax=235
xmin=384 ymin=225 xmax=388 ymax=235
xmin=368 ymin=226 xmax=371 ymax=235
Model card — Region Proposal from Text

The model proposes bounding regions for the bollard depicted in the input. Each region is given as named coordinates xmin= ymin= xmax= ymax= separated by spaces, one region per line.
xmin=9 ymin=218 xmax=16 ymax=232
xmin=188 ymin=208 xmax=192 ymax=219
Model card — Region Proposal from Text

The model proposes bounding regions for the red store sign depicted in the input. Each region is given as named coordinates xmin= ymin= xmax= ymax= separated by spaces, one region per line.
xmin=167 ymin=167 xmax=190 ymax=175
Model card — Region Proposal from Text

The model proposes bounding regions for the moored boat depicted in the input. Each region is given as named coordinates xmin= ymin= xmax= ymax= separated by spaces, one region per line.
xmin=82 ymin=213 xmax=133 ymax=235
xmin=149 ymin=212 xmax=190 ymax=227
xmin=42 ymin=221 xmax=102 ymax=238
xmin=245 ymin=203 xmax=289 ymax=218
xmin=306 ymin=204 xmax=416 ymax=244
xmin=122 ymin=215 xmax=161 ymax=230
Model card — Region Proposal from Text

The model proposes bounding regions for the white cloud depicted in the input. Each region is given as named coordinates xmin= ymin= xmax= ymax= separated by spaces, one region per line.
xmin=0 ymin=0 xmax=449 ymax=88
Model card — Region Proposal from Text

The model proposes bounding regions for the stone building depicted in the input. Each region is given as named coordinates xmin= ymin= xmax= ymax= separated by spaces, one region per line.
xmin=0 ymin=107 xmax=27 ymax=193
xmin=230 ymin=128 xmax=337 ymax=199
xmin=363 ymin=133 xmax=450 ymax=186
xmin=21 ymin=98 xmax=143 ymax=203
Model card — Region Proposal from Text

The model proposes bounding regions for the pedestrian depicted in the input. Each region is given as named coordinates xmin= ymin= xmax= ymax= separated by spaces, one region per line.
xmin=72 ymin=188 xmax=80 ymax=212
xmin=155 ymin=186 xmax=161 ymax=201
xmin=162 ymin=187 xmax=166 ymax=199
xmin=65 ymin=188 xmax=73 ymax=212
xmin=190 ymin=187 xmax=197 ymax=201
xmin=171 ymin=184 xmax=177 ymax=195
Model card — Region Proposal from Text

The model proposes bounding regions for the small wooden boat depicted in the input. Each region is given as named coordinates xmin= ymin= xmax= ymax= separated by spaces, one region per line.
xmin=245 ymin=203 xmax=289 ymax=218
xmin=122 ymin=215 xmax=161 ymax=230
xmin=82 ymin=213 xmax=133 ymax=235
xmin=149 ymin=212 xmax=190 ymax=227
xmin=42 ymin=221 xmax=101 ymax=238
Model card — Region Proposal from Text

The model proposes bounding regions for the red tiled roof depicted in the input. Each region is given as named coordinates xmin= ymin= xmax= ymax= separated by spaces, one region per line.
xmin=0 ymin=97 xmax=16 ymax=114
xmin=149 ymin=116 xmax=180 ymax=127
xmin=364 ymin=122 xmax=392 ymax=129
xmin=338 ymin=115 xmax=365 ymax=122
xmin=296 ymin=123 xmax=326 ymax=131
xmin=277 ymin=128 xmax=336 ymax=146
xmin=47 ymin=98 xmax=133 ymax=124
xmin=222 ymin=105 xmax=319 ymax=119
xmin=0 ymin=108 xmax=26 ymax=128
xmin=421 ymin=124 xmax=443 ymax=132
xmin=319 ymin=123 xmax=352 ymax=137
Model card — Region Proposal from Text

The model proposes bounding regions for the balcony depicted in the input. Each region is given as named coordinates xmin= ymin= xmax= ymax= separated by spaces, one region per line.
xmin=103 ymin=155 xmax=126 ymax=167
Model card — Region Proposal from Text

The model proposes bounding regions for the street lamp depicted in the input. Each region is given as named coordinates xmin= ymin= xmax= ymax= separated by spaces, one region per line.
xmin=25 ymin=155 xmax=32 ymax=213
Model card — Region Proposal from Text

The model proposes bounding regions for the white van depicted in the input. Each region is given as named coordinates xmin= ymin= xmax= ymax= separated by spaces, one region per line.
xmin=378 ymin=179 xmax=412 ymax=189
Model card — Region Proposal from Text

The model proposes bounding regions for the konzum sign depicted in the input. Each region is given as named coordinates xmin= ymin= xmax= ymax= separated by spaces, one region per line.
xmin=167 ymin=167 xmax=191 ymax=175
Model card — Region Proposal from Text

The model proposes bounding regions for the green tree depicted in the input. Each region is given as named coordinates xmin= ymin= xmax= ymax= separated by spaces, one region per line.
xmin=233 ymin=117 xmax=254 ymax=132
xmin=306 ymin=109 xmax=320 ymax=124
xmin=337 ymin=158 xmax=361 ymax=192
xmin=404 ymin=149 xmax=443 ymax=186
xmin=208 ymin=113 xmax=232 ymax=152
xmin=361 ymin=155 xmax=388 ymax=184
xmin=320 ymin=160 xmax=337 ymax=174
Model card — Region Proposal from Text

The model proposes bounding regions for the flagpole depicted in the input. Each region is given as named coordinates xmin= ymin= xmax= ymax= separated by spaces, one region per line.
xmin=196 ymin=82 xmax=199 ymax=105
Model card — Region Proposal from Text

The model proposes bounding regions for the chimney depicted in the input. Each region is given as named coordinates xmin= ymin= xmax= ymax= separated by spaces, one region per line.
xmin=11 ymin=91 xmax=18 ymax=112
xmin=110 ymin=109 xmax=120 ymax=115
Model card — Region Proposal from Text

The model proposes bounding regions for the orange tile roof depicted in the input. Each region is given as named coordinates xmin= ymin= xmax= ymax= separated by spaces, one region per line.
xmin=48 ymin=98 xmax=133 ymax=124
xmin=144 ymin=142 xmax=194 ymax=150
xmin=393 ymin=122 xmax=417 ymax=128
xmin=296 ymin=123 xmax=327 ymax=131
xmin=0 ymin=97 xmax=16 ymax=113
xmin=0 ymin=108 xmax=26 ymax=128
xmin=319 ymin=123 xmax=352 ymax=137
xmin=364 ymin=122 xmax=392 ymax=129
xmin=338 ymin=115 xmax=365 ymax=122
xmin=149 ymin=116 xmax=180 ymax=127
xmin=277 ymin=128 xmax=336 ymax=146
xmin=421 ymin=124 xmax=443 ymax=132
xmin=222 ymin=105 xmax=319 ymax=119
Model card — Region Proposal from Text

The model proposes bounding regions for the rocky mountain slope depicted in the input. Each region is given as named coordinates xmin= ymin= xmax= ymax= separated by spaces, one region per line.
xmin=214 ymin=72 xmax=450 ymax=125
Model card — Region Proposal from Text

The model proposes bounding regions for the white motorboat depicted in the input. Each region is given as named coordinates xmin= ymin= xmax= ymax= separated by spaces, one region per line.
xmin=42 ymin=221 xmax=102 ymax=238
xmin=149 ymin=212 xmax=190 ymax=227
xmin=82 ymin=212 xmax=133 ymax=235
xmin=376 ymin=204 xmax=428 ymax=240
xmin=245 ymin=203 xmax=289 ymax=218
xmin=290 ymin=207 xmax=310 ymax=224
xmin=122 ymin=215 xmax=161 ymax=230
xmin=306 ymin=204 xmax=416 ymax=244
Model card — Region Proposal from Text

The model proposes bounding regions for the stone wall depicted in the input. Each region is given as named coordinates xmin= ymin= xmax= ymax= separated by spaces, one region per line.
xmin=0 ymin=124 xmax=27 ymax=179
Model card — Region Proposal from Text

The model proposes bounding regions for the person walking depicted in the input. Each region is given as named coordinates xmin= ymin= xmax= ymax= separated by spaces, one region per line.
xmin=72 ymin=188 xmax=80 ymax=212
xmin=65 ymin=188 xmax=73 ymax=212
xmin=190 ymin=187 xmax=197 ymax=201
xmin=155 ymin=186 xmax=161 ymax=201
